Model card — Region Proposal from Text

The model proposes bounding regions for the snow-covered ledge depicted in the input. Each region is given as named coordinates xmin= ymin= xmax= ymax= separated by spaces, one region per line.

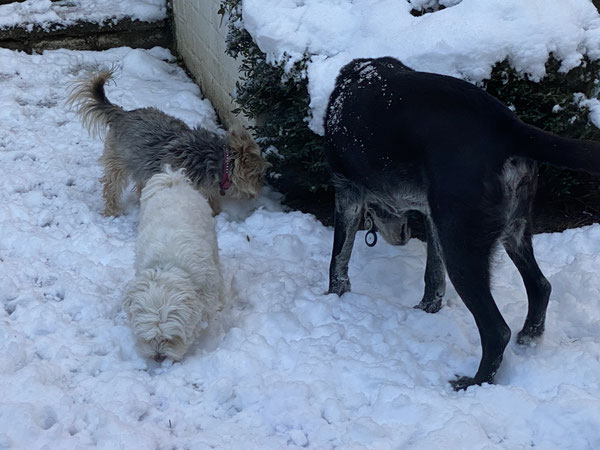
xmin=172 ymin=0 xmax=251 ymax=129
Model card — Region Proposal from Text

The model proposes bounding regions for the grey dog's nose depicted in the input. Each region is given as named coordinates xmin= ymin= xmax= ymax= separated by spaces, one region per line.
xmin=154 ymin=353 xmax=166 ymax=362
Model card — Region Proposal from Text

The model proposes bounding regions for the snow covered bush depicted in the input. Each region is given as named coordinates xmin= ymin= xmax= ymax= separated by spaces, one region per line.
xmin=486 ymin=56 xmax=600 ymax=200
xmin=219 ymin=0 xmax=328 ymax=204
xmin=220 ymin=0 xmax=600 ymax=218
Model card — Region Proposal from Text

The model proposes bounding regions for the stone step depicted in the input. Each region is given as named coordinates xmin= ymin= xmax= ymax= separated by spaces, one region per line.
xmin=0 ymin=1 xmax=173 ymax=52
xmin=0 ymin=18 xmax=172 ymax=53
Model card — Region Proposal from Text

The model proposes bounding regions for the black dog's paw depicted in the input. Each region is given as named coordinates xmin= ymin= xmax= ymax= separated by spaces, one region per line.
xmin=414 ymin=298 xmax=442 ymax=314
xmin=449 ymin=375 xmax=480 ymax=391
xmin=516 ymin=330 xmax=543 ymax=346
xmin=516 ymin=322 xmax=545 ymax=345
xmin=328 ymin=278 xmax=351 ymax=297
xmin=516 ymin=332 xmax=534 ymax=346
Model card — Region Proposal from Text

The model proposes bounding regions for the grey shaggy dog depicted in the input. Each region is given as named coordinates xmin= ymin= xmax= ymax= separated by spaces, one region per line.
xmin=68 ymin=69 xmax=269 ymax=216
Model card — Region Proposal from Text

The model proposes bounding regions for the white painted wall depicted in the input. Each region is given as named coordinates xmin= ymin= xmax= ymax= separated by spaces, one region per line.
xmin=172 ymin=0 xmax=251 ymax=128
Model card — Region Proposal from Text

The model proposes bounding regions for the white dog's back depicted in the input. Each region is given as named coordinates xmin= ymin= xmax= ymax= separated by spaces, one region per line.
xmin=125 ymin=166 xmax=223 ymax=361
xmin=137 ymin=167 xmax=221 ymax=287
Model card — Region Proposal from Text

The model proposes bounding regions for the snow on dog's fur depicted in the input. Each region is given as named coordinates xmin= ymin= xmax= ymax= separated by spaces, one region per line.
xmin=124 ymin=166 xmax=223 ymax=362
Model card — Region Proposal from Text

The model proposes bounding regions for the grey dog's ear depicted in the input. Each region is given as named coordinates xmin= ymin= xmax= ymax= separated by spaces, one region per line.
xmin=226 ymin=125 xmax=261 ymax=156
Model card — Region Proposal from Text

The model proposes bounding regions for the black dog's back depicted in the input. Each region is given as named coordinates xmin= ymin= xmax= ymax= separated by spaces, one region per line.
xmin=325 ymin=58 xmax=516 ymax=184
xmin=325 ymin=57 xmax=600 ymax=182
xmin=324 ymin=56 xmax=600 ymax=390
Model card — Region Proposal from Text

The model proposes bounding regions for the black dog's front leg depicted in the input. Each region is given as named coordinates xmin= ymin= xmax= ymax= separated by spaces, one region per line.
xmin=328 ymin=195 xmax=361 ymax=296
xmin=415 ymin=216 xmax=446 ymax=313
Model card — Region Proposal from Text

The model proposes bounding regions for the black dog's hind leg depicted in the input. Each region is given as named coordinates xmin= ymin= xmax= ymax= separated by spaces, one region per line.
xmin=431 ymin=204 xmax=511 ymax=390
xmin=501 ymin=161 xmax=552 ymax=344
xmin=415 ymin=216 xmax=446 ymax=313
xmin=444 ymin=239 xmax=511 ymax=390
xmin=328 ymin=187 xmax=362 ymax=296
xmin=504 ymin=230 xmax=551 ymax=345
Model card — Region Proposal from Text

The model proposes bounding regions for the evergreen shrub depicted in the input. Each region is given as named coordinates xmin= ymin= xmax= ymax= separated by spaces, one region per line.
xmin=219 ymin=1 xmax=600 ymax=221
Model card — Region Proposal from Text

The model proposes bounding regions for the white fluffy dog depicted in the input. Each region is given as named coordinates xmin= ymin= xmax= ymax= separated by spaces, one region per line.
xmin=124 ymin=166 xmax=223 ymax=362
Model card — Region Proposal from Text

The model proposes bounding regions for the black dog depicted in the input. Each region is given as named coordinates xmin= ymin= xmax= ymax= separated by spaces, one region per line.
xmin=324 ymin=57 xmax=600 ymax=390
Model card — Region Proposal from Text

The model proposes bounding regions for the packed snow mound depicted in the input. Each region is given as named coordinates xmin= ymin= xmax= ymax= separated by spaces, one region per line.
xmin=0 ymin=0 xmax=167 ymax=30
xmin=242 ymin=0 xmax=600 ymax=134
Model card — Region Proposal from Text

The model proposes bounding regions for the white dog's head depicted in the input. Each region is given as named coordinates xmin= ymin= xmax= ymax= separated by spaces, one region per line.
xmin=124 ymin=267 xmax=202 ymax=362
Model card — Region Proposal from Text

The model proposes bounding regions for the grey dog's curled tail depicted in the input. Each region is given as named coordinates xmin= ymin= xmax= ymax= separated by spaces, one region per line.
xmin=67 ymin=68 xmax=124 ymax=138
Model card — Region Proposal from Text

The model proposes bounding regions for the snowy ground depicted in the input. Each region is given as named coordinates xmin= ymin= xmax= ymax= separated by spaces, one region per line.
xmin=0 ymin=0 xmax=166 ymax=30
xmin=1 ymin=46 xmax=600 ymax=449
xmin=241 ymin=0 xmax=600 ymax=134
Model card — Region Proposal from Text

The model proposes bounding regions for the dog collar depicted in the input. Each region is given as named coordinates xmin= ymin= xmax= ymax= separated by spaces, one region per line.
xmin=220 ymin=147 xmax=233 ymax=196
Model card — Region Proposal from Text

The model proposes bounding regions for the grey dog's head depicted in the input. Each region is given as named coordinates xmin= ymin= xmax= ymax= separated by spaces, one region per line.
xmin=225 ymin=126 xmax=270 ymax=199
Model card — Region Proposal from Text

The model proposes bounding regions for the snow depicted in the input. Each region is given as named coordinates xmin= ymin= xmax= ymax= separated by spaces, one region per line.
xmin=0 ymin=0 xmax=166 ymax=31
xmin=241 ymin=0 xmax=600 ymax=134
xmin=1 ymin=46 xmax=600 ymax=449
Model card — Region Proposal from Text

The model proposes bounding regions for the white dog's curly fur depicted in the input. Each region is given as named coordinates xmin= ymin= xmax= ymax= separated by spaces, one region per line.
xmin=124 ymin=167 xmax=223 ymax=362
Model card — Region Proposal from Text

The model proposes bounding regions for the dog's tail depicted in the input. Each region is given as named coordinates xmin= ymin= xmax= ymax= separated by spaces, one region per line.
xmin=67 ymin=68 xmax=124 ymax=138
xmin=513 ymin=120 xmax=600 ymax=175
xmin=140 ymin=166 xmax=191 ymax=202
